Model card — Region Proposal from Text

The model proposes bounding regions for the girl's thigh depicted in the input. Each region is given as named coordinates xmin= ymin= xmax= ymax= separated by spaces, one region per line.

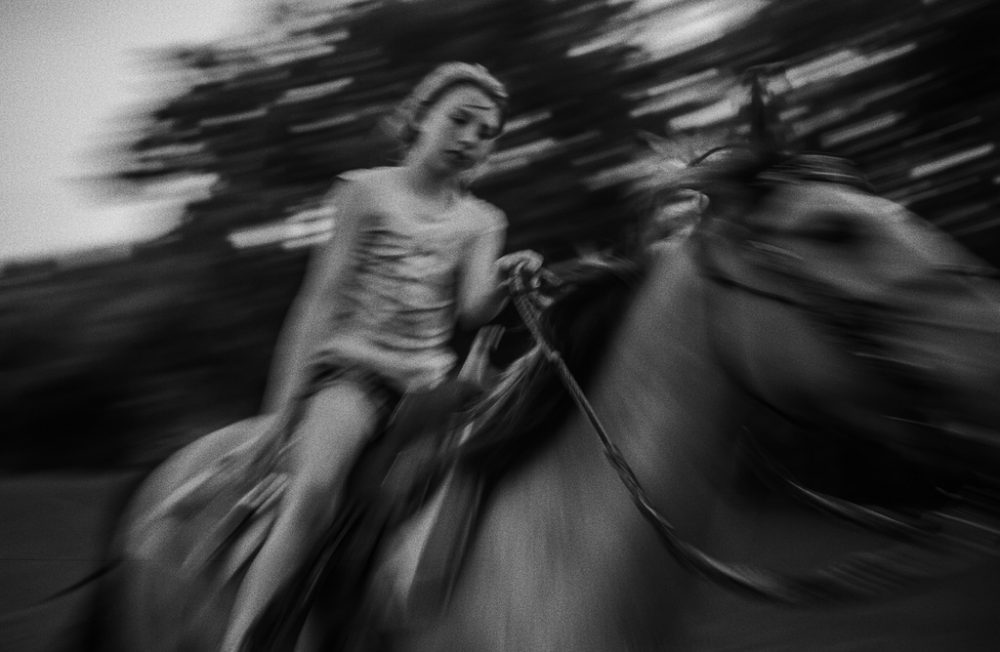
xmin=288 ymin=380 xmax=381 ymax=489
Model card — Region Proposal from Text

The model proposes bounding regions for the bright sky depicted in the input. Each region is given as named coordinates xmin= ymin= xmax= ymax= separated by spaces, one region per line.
xmin=0 ymin=0 xmax=250 ymax=261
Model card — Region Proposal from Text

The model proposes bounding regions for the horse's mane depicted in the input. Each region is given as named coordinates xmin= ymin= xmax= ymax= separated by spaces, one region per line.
xmin=458 ymin=257 xmax=646 ymax=481
xmin=640 ymin=145 xmax=874 ymax=241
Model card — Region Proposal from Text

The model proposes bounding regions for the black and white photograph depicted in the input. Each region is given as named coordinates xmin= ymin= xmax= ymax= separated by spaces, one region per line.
xmin=2 ymin=1 xmax=1000 ymax=650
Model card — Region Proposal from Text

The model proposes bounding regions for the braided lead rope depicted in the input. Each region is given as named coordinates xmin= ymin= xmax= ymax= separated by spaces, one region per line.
xmin=507 ymin=265 xmax=995 ymax=605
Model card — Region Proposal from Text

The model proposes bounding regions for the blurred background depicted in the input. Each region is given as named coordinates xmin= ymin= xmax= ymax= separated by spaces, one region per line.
xmin=3 ymin=0 xmax=998 ymax=471
xmin=1 ymin=0 xmax=999 ymax=648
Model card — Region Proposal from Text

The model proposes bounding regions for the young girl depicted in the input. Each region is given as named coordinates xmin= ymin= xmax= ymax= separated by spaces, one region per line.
xmin=219 ymin=62 xmax=542 ymax=652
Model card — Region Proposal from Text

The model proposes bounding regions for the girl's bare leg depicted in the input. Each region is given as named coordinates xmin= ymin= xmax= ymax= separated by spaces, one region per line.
xmin=220 ymin=382 xmax=379 ymax=652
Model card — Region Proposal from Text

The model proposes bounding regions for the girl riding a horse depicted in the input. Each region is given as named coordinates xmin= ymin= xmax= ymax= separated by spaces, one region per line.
xmin=214 ymin=62 xmax=543 ymax=651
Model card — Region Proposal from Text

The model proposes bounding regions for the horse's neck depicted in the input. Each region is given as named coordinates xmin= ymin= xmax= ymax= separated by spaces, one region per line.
xmin=598 ymin=245 xmax=750 ymax=483
xmin=456 ymin=247 xmax=752 ymax=650
xmin=569 ymin=245 xmax=754 ymax=563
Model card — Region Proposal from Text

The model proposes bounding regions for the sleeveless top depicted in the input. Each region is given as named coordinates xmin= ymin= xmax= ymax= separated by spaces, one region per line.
xmin=312 ymin=168 xmax=506 ymax=392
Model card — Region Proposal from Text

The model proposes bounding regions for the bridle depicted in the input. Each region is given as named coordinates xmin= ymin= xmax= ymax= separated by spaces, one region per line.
xmin=507 ymin=161 xmax=1000 ymax=604
xmin=692 ymin=156 xmax=1000 ymax=445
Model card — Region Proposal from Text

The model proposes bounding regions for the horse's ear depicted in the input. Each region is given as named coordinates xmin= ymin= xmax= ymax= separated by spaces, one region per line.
xmin=739 ymin=64 xmax=791 ymax=162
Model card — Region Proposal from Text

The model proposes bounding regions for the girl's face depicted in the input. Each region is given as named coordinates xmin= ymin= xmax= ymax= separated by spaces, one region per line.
xmin=409 ymin=85 xmax=502 ymax=176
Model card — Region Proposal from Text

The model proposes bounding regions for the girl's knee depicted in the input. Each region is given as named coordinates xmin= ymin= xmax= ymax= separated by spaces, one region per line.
xmin=294 ymin=385 xmax=379 ymax=462
xmin=283 ymin=477 xmax=342 ymax=523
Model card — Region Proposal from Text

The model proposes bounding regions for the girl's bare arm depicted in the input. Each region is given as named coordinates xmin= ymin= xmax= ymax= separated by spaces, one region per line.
xmin=456 ymin=219 xmax=507 ymax=330
xmin=261 ymin=178 xmax=372 ymax=412
xmin=456 ymin=211 xmax=543 ymax=329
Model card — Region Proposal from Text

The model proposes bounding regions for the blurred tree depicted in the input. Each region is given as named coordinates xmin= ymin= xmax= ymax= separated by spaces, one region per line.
xmin=109 ymin=0 xmax=652 ymax=258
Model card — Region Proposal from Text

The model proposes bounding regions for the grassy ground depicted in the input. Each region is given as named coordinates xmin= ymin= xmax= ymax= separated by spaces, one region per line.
xmin=0 ymin=472 xmax=145 ymax=652
xmin=3 ymin=468 xmax=998 ymax=652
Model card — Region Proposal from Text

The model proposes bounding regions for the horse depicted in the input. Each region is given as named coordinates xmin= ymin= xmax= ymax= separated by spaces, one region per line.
xmin=102 ymin=148 xmax=1000 ymax=651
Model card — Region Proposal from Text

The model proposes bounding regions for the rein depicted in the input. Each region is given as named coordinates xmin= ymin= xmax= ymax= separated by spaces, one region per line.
xmin=507 ymin=267 xmax=805 ymax=602
xmin=507 ymin=240 xmax=1000 ymax=605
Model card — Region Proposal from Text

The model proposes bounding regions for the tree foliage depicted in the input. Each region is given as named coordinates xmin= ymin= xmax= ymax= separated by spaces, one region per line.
xmin=113 ymin=0 xmax=652 ymax=257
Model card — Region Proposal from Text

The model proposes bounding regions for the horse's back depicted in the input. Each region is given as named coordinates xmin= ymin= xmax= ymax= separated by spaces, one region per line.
xmin=106 ymin=416 xmax=271 ymax=652
xmin=126 ymin=416 xmax=269 ymax=520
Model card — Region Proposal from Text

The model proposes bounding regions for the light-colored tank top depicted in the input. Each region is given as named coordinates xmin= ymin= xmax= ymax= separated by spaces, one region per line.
xmin=314 ymin=168 xmax=506 ymax=392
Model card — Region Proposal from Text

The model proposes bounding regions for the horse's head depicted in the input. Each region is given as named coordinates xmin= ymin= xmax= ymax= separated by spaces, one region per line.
xmin=686 ymin=152 xmax=1000 ymax=471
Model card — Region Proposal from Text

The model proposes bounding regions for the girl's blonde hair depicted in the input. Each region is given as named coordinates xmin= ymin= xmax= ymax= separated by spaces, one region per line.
xmin=388 ymin=62 xmax=509 ymax=149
